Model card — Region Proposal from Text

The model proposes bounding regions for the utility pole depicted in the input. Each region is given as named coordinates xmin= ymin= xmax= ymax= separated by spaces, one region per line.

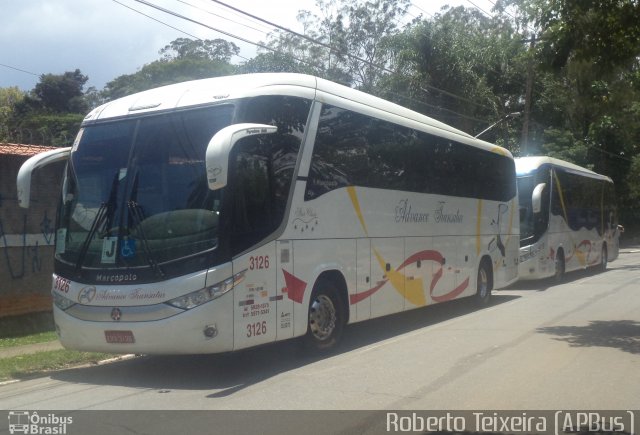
xmin=521 ymin=34 xmax=536 ymax=156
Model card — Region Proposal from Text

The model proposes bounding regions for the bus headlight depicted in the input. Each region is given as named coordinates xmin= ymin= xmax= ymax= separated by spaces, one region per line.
xmin=166 ymin=270 xmax=246 ymax=310
xmin=53 ymin=292 xmax=76 ymax=311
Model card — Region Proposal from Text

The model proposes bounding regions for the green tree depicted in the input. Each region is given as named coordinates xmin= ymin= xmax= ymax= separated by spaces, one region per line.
xmin=504 ymin=0 xmax=640 ymax=232
xmin=6 ymin=70 xmax=88 ymax=146
xmin=377 ymin=6 xmax=528 ymax=139
xmin=102 ymin=38 xmax=239 ymax=101
xmin=238 ymin=52 xmax=316 ymax=74
xmin=28 ymin=69 xmax=89 ymax=113
xmin=159 ymin=38 xmax=240 ymax=62
xmin=0 ymin=87 xmax=25 ymax=142
xmin=341 ymin=0 xmax=410 ymax=91
xmin=263 ymin=0 xmax=409 ymax=88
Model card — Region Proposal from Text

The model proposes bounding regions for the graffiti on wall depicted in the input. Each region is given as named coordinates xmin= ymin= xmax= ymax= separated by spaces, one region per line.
xmin=0 ymin=210 xmax=54 ymax=281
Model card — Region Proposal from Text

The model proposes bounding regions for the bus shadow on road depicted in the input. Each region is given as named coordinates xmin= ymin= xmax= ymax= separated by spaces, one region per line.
xmin=503 ymin=265 xmax=617 ymax=292
xmin=51 ymin=294 xmax=518 ymax=397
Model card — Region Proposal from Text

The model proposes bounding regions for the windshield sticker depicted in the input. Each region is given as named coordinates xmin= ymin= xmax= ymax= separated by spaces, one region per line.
xmin=120 ymin=238 xmax=136 ymax=259
xmin=101 ymin=237 xmax=118 ymax=264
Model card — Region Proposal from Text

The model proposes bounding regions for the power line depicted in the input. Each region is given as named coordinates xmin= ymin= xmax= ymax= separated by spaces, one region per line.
xmin=465 ymin=0 xmax=537 ymax=39
xmin=208 ymin=0 xmax=494 ymax=112
xmin=0 ymin=63 xmax=39 ymax=77
xmin=464 ymin=0 xmax=493 ymax=18
xmin=112 ymin=0 xmax=201 ymax=40
xmin=176 ymin=0 xmax=271 ymax=36
xmin=112 ymin=0 xmax=251 ymax=61
xmin=127 ymin=0 xmax=273 ymax=60
xmin=409 ymin=2 xmax=434 ymax=19
xmin=118 ymin=0 xmax=497 ymax=128
xmin=128 ymin=0 xmax=324 ymax=69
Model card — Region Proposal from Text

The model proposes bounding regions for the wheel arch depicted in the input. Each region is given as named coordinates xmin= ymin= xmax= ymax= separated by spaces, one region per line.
xmin=313 ymin=269 xmax=350 ymax=324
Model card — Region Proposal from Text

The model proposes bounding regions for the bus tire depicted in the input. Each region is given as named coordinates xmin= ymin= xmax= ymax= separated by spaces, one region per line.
xmin=474 ymin=260 xmax=492 ymax=306
xmin=554 ymin=249 xmax=565 ymax=282
xmin=304 ymin=279 xmax=345 ymax=352
xmin=600 ymin=244 xmax=608 ymax=273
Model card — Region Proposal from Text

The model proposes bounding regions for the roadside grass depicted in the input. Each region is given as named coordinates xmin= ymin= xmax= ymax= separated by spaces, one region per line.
xmin=0 ymin=350 xmax=116 ymax=382
xmin=0 ymin=332 xmax=117 ymax=382
xmin=0 ymin=331 xmax=58 ymax=349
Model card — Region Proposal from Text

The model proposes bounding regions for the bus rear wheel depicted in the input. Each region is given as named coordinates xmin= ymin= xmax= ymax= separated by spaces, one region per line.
xmin=554 ymin=249 xmax=565 ymax=282
xmin=474 ymin=261 xmax=492 ymax=306
xmin=304 ymin=280 xmax=344 ymax=352
xmin=599 ymin=245 xmax=608 ymax=273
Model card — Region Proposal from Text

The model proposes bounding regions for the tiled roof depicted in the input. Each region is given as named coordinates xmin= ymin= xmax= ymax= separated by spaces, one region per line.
xmin=0 ymin=143 xmax=58 ymax=157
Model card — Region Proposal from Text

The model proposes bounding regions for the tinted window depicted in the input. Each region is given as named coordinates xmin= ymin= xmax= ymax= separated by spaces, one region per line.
xmin=552 ymin=169 xmax=604 ymax=232
xmin=306 ymin=105 xmax=516 ymax=202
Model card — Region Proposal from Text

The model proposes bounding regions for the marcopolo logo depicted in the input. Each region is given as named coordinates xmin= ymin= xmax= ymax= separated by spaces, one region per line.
xmin=7 ymin=411 xmax=73 ymax=434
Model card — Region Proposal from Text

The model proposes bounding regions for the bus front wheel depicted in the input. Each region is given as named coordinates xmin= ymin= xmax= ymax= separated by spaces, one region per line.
xmin=304 ymin=280 xmax=344 ymax=352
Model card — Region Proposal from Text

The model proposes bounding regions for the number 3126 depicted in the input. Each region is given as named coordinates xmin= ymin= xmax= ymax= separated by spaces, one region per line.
xmin=249 ymin=255 xmax=269 ymax=270
xmin=247 ymin=321 xmax=267 ymax=337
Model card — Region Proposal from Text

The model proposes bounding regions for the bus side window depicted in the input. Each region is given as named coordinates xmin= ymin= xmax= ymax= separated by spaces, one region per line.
xmin=306 ymin=106 xmax=370 ymax=200
xmin=229 ymin=138 xmax=272 ymax=253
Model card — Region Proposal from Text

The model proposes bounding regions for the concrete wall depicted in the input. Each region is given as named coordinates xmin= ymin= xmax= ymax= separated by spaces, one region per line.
xmin=0 ymin=154 xmax=65 ymax=318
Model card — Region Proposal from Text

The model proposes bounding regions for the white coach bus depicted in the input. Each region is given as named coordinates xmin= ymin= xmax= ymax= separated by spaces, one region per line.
xmin=17 ymin=74 xmax=518 ymax=354
xmin=517 ymin=156 xmax=619 ymax=280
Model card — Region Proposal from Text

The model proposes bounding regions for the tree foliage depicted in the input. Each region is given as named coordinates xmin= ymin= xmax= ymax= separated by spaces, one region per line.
xmin=2 ymin=70 xmax=88 ymax=146
xmin=502 ymin=0 xmax=640 ymax=227
xmin=261 ymin=0 xmax=409 ymax=88
xmin=102 ymin=38 xmax=239 ymax=101
xmin=159 ymin=38 xmax=240 ymax=62
xmin=0 ymin=87 xmax=25 ymax=142
xmin=30 ymin=69 xmax=89 ymax=113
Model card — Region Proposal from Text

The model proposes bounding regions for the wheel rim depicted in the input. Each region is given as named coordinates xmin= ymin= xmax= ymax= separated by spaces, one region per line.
xmin=478 ymin=267 xmax=489 ymax=298
xmin=309 ymin=294 xmax=336 ymax=341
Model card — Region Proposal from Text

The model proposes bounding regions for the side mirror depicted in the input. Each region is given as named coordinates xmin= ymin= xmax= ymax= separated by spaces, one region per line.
xmin=531 ymin=182 xmax=546 ymax=214
xmin=17 ymin=147 xmax=71 ymax=208
xmin=205 ymin=124 xmax=277 ymax=190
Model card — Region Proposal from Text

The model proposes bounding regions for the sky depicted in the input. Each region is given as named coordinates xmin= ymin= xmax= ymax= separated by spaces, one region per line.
xmin=0 ymin=0 xmax=496 ymax=92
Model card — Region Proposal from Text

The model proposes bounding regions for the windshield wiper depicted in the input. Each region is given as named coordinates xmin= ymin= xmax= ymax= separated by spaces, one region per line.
xmin=128 ymin=200 xmax=165 ymax=278
xmin=74 ymin=172 xmax=120 ymax=274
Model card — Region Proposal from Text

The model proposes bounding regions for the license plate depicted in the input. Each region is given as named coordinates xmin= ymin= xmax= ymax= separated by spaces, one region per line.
xmin=105 ymin=330 xmax=135 ymax=344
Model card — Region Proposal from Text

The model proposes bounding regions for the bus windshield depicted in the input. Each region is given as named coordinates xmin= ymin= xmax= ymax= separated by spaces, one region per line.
xmin=56 ymin=105 xmax=234 ymax=270
xmin=517 ymin=166 xmax=550 ymax=247
xmin=518 ymin=175 xmax=535 ymax=241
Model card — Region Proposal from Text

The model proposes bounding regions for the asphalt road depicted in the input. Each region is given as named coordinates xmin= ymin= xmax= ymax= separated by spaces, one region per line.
xmin=1 ymin=249 xmax=638 ymax=418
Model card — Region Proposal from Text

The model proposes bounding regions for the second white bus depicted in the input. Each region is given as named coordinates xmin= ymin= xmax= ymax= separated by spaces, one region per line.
xmin=517 ymin=156 xmax=619 ymax=280
xmin=18 ymin=73 xmax=519 ymax=354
